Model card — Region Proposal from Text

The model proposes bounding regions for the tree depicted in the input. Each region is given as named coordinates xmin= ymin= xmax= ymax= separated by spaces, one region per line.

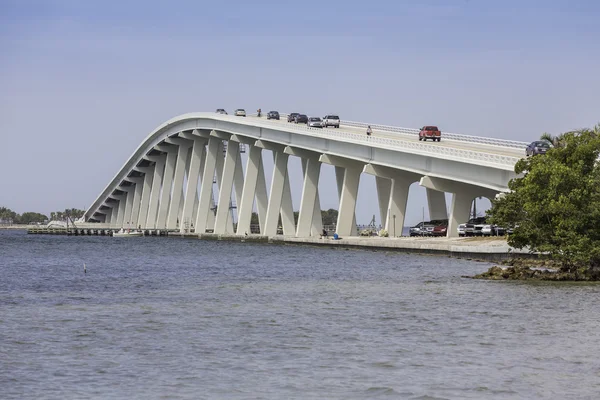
xmin=487 ymin=126 xmax=600 ymax=272
xmin=18 ymin=212 xmax=48 ymax=224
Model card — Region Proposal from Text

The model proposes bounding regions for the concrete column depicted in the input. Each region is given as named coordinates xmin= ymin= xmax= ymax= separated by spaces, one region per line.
xmin=236 ymin=144 xmax=261 ymax=235
xmin=146 ymin=155 xmax=166 ymax=229
xmin=419 ymin=176 xmax=498 ymax=238
xmin=195 ymin=137 xmax=220 ymax=233
xmin=427 ymin=188 xmax=448 ymax=221
xmin=121 ymin=186 xmax=136 ymax=229
xmin=136 ymin=166 xmax=155 ymax=229
xmin=210 ymin=140 xmax=226 ymax=230
xmin=105 ymin=207 xmax=114 ymax=227
xmin=156 ymin=148 xmax=177 ymax=229
xmin=233 ymin=151 xmax=245 ymax=220
xmin=336 ymin=167 xmax=361 ymax=237
xmin=113 ymin=195 xmax=127 ymax=228
xmin=386 ymin=176 xmax=413 ymax=237
xmin=214 ymin=140 xmax=239 ymax=234
xmin=264 ymin=151 xmax=289 ymax=236
xmin=167 ymin=142 xmax=192 ymax=229
xmin=375 ymin=176 xmax=392 ymax=230
xmin=335 ymin=166 xmax=358 ymax=236
xmin=127 ymin=178 xmax=144 ymax=228
xmin=180 ymin=139 xmax=206 ymax=233
xmin=255 ymin=154 xmax=268 ymax=232
xmin=280 ymin=171 xmax=295 ymax=235
xmin=297 ymin=157 xmax=321 ymax=237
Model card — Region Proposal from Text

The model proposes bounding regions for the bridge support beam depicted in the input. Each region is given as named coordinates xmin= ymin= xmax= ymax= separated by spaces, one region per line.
xmin=166 ymin=139 xmax=192 ymax=230
xmin=419 ymin=176 xmax=498 ymax=238
xmin=156 ymin=146 xmax=178 ymax=230
xmin=125 ymin=177 xmax=144 ymax=228
xmin=295 ymin=152 xmax=322 ymax=238
xmin=120 ymin=186 xmax=136 ymax=229
xmin=264 ymin=148 xmax=289 ymax=236
xmin=214 ymin=140 xmax=239 ymax=234
xmin=195 ymin=136 xmax=220 ymax=234
xmin=375 ymin=176 xmax=391 ymax=231
xmin=320 ymin=155 xmax=363 ymax=237
xmin=236 ymin=144 xmax=260 ymax=235
xmin=145 ymin=154 xmax=166 ymax=229
xmin=180 ymin=138 xmax=206 ymax=233
xmin=109 ymin=194 xmax=127 ymax=229
xmin=426 ymin=188 xmax=448 ymax=221
xmin=255 ymin=155 xmax=269 ymax=233
xmin=134 ymin=166 xmax=154 ymax=229
xmin=364 ymin=164 xmax=421 ymax=237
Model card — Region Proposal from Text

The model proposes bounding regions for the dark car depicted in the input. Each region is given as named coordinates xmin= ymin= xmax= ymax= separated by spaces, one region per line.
xmin=431 ymin=224 xmax=448 ymax=237
xmin=419 ymin=126 xmax=441 ymax=142
xmin=267 ymin=111 xmax=280 ymax=120
xmin=215 ymin=109 xmax=227 ymax=115
xmin=526 ymin=140 xmax=551 ymax=156
xmin=409 ymin=221 xmax=435 ymax=236
xmin=287 ymin=113 xmax=300 ymax=123
xmin=294 ymin=114 xmax=308 ymax=124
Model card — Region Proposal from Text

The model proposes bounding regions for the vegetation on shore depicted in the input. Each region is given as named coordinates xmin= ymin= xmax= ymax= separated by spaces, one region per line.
xmin=478 ymin=124 xmax=600 ymax=280
xmin=0 ymin=207 xmax=85 ymax=225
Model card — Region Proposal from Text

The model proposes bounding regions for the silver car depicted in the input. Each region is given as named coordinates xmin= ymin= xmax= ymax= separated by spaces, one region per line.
xmin=308 ymin=117 xmax=323 ymax=128
xmin=234 ymin=109 xmax=246 ymax=117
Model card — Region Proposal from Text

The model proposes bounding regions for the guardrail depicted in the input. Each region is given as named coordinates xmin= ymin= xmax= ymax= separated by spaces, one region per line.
xmin=224 ymin=113 xmax=520 ymax=167
xmin=250 ymin=112 xmax=528 ymax=149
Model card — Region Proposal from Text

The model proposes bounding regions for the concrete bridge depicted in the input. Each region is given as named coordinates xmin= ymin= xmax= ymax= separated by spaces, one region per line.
xmin=83 ymin=112 xmax=526 ymax=238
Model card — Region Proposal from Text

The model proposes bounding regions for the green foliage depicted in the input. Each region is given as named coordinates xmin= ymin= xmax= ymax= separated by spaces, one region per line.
xmin=50 ymin=208 xmax=85 ymax=221
xmin=321 ymin=209 xmax=339 ymax=226
xmin=487 ymin=126 xmax=600 ymax=271
xmin=0 ymin=207 xmax=48 ymax=224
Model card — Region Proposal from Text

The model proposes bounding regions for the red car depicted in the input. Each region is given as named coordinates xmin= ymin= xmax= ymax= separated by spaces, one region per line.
xmin=431 ymin=224 xmax=448 ymax=236
xmin=419 ymin=126 xmax=441 ymax=142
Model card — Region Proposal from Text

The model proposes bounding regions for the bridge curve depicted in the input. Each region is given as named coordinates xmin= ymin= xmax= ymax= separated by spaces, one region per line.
xmin=84 ymin=112 xmax=522 ymax=237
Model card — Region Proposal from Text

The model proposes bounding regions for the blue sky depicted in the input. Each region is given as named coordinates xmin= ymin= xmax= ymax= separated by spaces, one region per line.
xmin=1 ymin=0 xmax=599 ymax=225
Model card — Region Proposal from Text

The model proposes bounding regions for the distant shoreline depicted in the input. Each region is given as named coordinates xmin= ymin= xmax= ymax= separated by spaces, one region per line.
xmin=0 ymin=225 xmax=37 ymax=230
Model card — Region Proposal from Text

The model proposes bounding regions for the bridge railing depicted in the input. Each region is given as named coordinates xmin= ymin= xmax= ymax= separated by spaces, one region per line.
xmin=237 ymin=113 xmax=520 ymax=167
xmin=250 ymin=112 xmax=529 ymax=149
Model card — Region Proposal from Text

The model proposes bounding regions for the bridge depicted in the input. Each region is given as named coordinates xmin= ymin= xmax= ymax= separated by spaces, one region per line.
xmin=83 ymin=112 xmax=526 ymax=238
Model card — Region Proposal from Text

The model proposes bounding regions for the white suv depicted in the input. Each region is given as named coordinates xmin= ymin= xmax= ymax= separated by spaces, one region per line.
xmin=323 ymin=115 xmax=340 ymax=128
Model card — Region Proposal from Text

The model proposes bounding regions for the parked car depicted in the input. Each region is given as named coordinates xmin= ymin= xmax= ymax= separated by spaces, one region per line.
xmin=526 ymin=140 xmax=551 ymax=156
xmin=419 ymin=126 xmax=441 ymax=142
xmin=308 ymin=117 xmax=323 ymax=128
xmin=323 ymin=115 xmax=340 ymax=128
xmin=409 ymin=222 xmax=435 ymax=236
xmin=287 ymin=113 xmax=300 ymax=123
xmin=215 ymin=108 xmax=227 ymax=114
xmin=234 ymin=109 xmax=246 ymax=117
xmin=458 ymin=217 xmax=487 ymax=236
xmin=431 ymin=224 xmax=448 ymax=237
xmin=294 ymin=114 xmax=308 ymax=124
xmin=267 ymin=111 xmax=280 ymax=120
xmin=481 ymin=224 xmax=506 ymax=236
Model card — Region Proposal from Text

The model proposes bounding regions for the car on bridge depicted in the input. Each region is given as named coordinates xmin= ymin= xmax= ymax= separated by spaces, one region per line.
xmin=294 ymin=114 xmax=308 ymax=124
xmin=526 ymin=140 xmax=551 ymax=156
xmin=215 ymin=109 xmax=227 ymax=114
xmin=323 ymin=115 xmax=340 ymax=128
xmin=287 ymin=113 xmax=300 ymax=123
xmin=234 ymin=109 xmax=246 ymax=117
xmin=419 ymin=126 xmax=441 ymax=142
xmin=308 ymin=117 xmax=323 ymax=128
xmin=267 ymin=111 xmax=280 ymax=120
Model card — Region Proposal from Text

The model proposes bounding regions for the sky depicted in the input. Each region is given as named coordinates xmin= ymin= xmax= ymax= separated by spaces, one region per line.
xmin=1 ymin=0 xmax=599 ymax=226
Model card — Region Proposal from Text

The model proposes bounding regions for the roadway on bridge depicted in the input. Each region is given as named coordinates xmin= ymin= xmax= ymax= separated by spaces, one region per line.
xmin=245 ymin=115 xmax=526 ymax=160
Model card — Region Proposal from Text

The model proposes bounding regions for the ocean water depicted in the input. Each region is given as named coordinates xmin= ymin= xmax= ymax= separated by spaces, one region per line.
xmin=1 ymin=230 xmax=599 ymax=399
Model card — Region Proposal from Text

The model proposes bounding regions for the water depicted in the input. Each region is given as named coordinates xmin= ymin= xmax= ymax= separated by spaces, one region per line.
xmin=1 ymin=230 xmax=599 ymax=399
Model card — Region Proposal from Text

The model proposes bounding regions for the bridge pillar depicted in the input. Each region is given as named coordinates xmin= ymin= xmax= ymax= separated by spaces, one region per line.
xmin=155 ymin=145 xmax=178 ymax=229
xmin=320 ymin=155 xmax=363 ymax=237
xmin=134 ymin=165 xmax=154 ymax=229
xmin=296 ymin=156 xmax=322 ymax=238
xmin=419 ymin=176 xmax=499 ymax=238
xmin=145 ymin=154 xmax=166 ymax=229
xmin=195 ymin=136 xmax=220 ymax=234
xmin=180 ymin=138 xmax=206 ymax=233
xmin=125 ymin=177 xmax=144 ymax=228
xmin=426 ymin=188 xmax=448 ymax=221
xmin=264 ymin=148 xmax=289 ymax=236
xmin=120 ymin=185 xmax=136 ymax=229
xmin=375 ymin=176 xmax=391 ymax=231
xmin=236 ymin=144 xmax=261 ymax=235
xmin=255 ymin=154 xmax=269 ymax=232
xmin=280 ymin=165 xmax=295 ymax=236
xmin=166 ymin=138 xmax=193 ymax=230
xmin=109 ymin=194 xmax=127 ymax=229
xmin=214 ymin=140 xmax=238 ymax=234
xmin=364 ymin=164 xmax=421 ymax=237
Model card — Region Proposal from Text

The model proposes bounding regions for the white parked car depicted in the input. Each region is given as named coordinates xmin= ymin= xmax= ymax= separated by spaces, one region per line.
xmin=323 ymin=115 xmax=340 ymax=128
xmin=308 ymin=117 xmax=323 ymax=128
xmin=234 ymin=109 xmax=246 ymax=117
